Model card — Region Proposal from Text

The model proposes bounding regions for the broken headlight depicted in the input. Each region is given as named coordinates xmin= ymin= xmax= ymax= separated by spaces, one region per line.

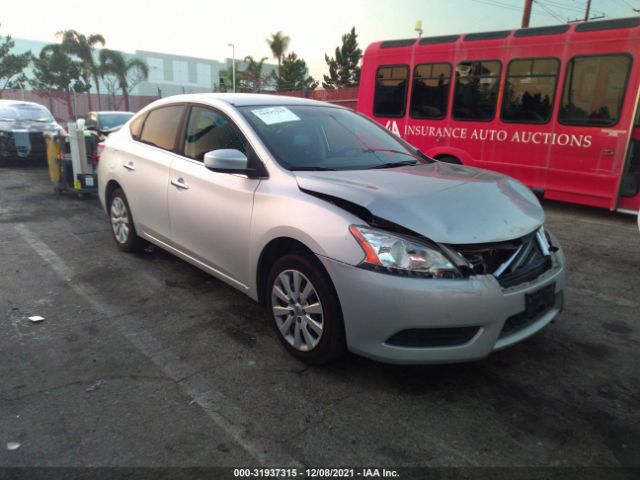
xmin=349 ymin=226 xmax=460 ymax=278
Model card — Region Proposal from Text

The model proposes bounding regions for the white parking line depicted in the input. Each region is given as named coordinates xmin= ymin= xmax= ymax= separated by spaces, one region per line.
xmin=14 ymin=223 xmax=302 ymax=467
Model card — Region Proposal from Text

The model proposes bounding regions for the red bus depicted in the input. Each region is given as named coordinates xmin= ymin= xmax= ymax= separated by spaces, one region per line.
xmin=357 ymin=17 xmax=640 ymax=213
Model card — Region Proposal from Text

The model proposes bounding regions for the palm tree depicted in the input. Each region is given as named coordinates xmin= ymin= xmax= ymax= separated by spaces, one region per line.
xmin=99 ymin=49 xmax=148 ymax=111
xmin=266 ymin=31 xmax=290 ymax=78
xmin=241 ymin=56 xmax=269 ymax=92
xmin=57 ymin=30 xmax=105 ymax=110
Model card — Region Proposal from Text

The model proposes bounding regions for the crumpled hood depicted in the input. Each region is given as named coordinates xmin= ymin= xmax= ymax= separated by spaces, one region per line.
xmin=295 ymin=162 xmax=544 ymax=244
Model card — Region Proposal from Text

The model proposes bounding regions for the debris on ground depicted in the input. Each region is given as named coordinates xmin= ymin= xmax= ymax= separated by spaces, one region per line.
xmin=28 ymin=315 xmax=45 ymax=323
xmin=86 ymin=379 xmax=105 ymax=392
xmin=6 ymin=442 xmax=21 ymax=451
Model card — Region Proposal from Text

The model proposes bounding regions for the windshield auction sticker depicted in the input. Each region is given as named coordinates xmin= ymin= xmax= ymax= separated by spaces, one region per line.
xmin=251 ymin=106 xmax=301 ymax=125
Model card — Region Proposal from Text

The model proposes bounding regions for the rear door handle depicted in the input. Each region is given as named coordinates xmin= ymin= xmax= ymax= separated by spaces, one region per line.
xmin=123 ymin=162 xmax=136 ymax=171
xmin=602 ymin=149 xmax=615 ymax=157
xmin=171 ymin=178 xmax=189 ymax=190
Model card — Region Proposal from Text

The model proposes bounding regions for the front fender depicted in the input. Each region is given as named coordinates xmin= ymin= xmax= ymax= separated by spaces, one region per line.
xmin=247 ymin=186 xmax=366 ymax=299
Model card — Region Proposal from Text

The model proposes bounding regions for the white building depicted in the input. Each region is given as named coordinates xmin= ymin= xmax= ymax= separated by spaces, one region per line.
xmin=10 ymin=38 xmax=277 ymax=97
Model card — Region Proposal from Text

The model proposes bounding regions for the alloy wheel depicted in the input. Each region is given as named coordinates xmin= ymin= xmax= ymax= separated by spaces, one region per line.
xmin=271 ymin=269 xmax=324 ymax=352
xmin=110 ymin=196 xmax=130 ymax=244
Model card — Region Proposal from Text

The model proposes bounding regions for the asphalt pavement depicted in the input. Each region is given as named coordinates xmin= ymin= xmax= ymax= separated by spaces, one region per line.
xmin=0 ymin=165 xmax=638 ymax=470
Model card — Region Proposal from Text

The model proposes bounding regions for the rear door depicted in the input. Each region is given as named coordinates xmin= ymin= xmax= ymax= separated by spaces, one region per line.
xmin=168 ymin=105 xmax=260 ymax=288
xmin=121 ymin=104 xmax=185 ymax=243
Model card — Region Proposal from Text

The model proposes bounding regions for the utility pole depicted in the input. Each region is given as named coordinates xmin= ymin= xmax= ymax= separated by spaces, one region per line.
xmin=522 ymin=0 xmax=533 ymax=28
xmin=584 ymin=0 xmax=591 ymax=21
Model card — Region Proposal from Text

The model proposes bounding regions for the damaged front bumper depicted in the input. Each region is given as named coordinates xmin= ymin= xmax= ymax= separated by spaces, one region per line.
xmin=318 ymin=246 xmax=566 ymax=365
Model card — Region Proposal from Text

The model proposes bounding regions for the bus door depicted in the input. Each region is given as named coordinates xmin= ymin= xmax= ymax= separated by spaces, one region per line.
xmin=615 ymin=103 xmax=640 ymax=207
xmin=548 ymin=54 xmax=633 ymax=208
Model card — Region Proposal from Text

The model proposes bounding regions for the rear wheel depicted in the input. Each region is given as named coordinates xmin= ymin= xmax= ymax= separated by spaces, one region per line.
xmin=108 ymin=188 xmax=147 ymax=252
xmin=267 ymin=252 xmax=346 ymax=365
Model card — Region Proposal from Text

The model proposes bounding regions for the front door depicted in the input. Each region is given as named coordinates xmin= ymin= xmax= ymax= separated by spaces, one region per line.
xmin=168 ymin=105 xmax=260 ymax=288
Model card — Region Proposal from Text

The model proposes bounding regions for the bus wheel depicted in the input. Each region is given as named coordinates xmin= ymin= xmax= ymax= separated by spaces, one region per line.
xmin=437 ymin=155 xmax=461 ymax=165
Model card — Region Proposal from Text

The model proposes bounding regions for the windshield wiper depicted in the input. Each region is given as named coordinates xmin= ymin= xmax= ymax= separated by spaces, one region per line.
xmin=291 ymin=166 xmax=336 ymax=171
xmin=363 ymin=148 xmax=414 ymax=157
xmin=367 ymin=160 xmax=418 ymax=169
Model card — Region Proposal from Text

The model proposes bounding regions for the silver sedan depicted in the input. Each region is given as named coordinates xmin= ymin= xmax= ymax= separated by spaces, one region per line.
xmin=98 ymin=94 xmax=566 ymax=365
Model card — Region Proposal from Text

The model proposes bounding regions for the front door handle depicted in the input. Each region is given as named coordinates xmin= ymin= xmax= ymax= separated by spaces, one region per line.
xmin=123 ymin=162 xmax=136 ymax=171
xmin=171 ymin=178 xmax=189 ymax=190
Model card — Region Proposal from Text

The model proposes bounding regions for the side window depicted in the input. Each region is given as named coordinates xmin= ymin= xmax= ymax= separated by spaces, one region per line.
xmin=410 ymin=63 xmax=451 ymax=119
xmin=184 ymin=106 xmax=247 ymax=161
xmin=559 ymin=55 xmax=631 ymax=127
xmin=452 ymin=60 xmax=501 ymax=121
xmin=374 ymin=65 xmax=409 ymax=117
xmin=129 ymin=113 xmax=146 ymax=140
xmin=139 ymin=105 xmax=184 ymax=151
xmin=501 ymin=58 xmax=559 ymax=123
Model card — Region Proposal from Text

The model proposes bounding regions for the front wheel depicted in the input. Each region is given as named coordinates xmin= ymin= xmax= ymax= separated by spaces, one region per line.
xmin=267 ymin=252 xmax=346 ymax=365
xmin=108 ymin=188 xmax=147 ymax=252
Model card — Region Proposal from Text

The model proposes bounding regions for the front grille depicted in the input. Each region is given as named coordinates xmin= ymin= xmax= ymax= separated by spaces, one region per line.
xmin=386 ymin=326 xmax=480 ymax=348
xmin=453 ymin=231 xmax=552 ymax=288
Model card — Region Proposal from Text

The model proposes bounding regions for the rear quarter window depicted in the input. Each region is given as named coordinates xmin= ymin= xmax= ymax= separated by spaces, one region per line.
xmin=129 ymin=113 xmax=147 ymax=140
xmin=139 ymin=105 xmax=185 ymax=151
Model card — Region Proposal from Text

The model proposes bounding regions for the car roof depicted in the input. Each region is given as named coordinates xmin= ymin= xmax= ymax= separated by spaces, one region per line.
xmin=0 ymin=99 xmax=50 ymax=109
xmin=148 ymin=93 xmax=337 ymax=109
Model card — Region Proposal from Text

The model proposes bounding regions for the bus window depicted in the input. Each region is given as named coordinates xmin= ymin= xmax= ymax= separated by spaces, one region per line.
xmin=374 ymin=65 xmax=409 ymax=117
xmin=452 ymin=60 xmax=501 ymax=121
xmin=559 ymin=55 xmax=631 ymax=127
xmin=410 ymin=63 xmax=451 ymax=119
xmin=501 ymin=58 xmax=559 ymax=123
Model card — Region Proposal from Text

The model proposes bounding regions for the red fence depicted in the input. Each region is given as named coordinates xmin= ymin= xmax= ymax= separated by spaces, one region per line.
xmin=0 ymin=87 xmax=360 ymax=123
xmin=0 ymin=89 xmax=158 ymax=124
xmin=274 ymin=87 xmax=359 ymax=110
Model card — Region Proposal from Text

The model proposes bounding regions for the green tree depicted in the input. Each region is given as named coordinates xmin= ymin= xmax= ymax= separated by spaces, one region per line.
xmin=30 ymin=44 xmax=89 ymax=119
xmin=99 ymin=49 xmax=148 ymax=111
xmin=218 ymin=65 xmax=234 ymax=92
xmin=322 ymin=27 xmax=362 ymax=89
xmin=239 ymin=56 xmax=270 ymax=92
xmin=266 ymin=31 xmax=290 ymax=77
xmin=0 ymin=25 xmax=31 ymax=97
xmin=278 ymin=52 xmax=317 ymax=93
xmin=57 ymin=30 xmax=105 ymax=109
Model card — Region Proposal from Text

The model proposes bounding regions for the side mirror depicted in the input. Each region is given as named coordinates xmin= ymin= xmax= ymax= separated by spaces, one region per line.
xmin=204 ymin=149 xmax=249 ymax=173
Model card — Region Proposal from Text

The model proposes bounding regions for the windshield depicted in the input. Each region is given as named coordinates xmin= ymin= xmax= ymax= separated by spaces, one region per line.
xmin=239 ymin=105 xmax=429 ymax=171
xmin=99 ymin=113 xmax=134 ymax=130
xmin=0 ymin=103 xmax=55 ymax=123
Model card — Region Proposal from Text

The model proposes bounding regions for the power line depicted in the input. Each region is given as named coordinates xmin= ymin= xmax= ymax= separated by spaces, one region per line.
xmin=471 ymin=0 xmax=523 ymax=13
xmin=534 ymin=1 xmax=568 ymax=22
xmin=542 ymin=0 xmax=605 ymax=16
xmin=471 ymin=0 xmax=567 ymax=19
xmin=615 ymin=0 xmax=640 ymax=13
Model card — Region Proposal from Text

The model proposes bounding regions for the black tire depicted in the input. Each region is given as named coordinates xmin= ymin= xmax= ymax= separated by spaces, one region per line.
xmin=108 ymin=187 xmax=147 ymax=252
xmin=437 ymin=155 xmax=461 ymax=165
xmin=266 ymin=252 xmax=346 ymax=365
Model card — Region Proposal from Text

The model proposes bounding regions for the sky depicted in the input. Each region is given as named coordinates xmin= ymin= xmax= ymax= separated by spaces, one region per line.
xmin=1 ymin=0 xmax=637 ymax=81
